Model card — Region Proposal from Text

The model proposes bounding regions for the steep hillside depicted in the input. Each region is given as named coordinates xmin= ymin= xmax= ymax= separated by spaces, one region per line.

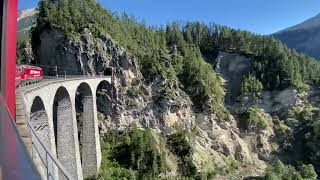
xmin=273 ymin=13 xmax=320 ymax=60
xmin=16 ymin=8 xmax=36 ymax=64
xmin=24 ymin=0 xmax=320 ymax=179
xmin=17 ymin=8 xmax=37 ymax=41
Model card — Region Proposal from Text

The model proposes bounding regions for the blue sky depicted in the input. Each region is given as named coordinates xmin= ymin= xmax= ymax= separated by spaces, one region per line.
xmin=19 ymin=0 xmax=320 ymax=34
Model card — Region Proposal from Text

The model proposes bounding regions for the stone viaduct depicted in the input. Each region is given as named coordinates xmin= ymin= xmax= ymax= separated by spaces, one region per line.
xmin=16 ymin=77 xmax=112 ymax=180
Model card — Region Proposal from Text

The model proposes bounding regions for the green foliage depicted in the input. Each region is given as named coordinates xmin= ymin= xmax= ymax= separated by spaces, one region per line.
xmin=33 ymin=0 xmax=320 ymax=111
xmin=98 ymin=157 xmax=136 ymax=180
xmin=16 ymin=41 xmax=24 ymax=64
xmin=99 ymin=126 xmax=166 ymax=179
xmin=239 ymin=107 xmax=267 ymax=130
xmin=31 ymin=0 xmax=320 ymax=178
xmin=16 ymin=40 xmax=30 ymax=64
xmin=287 ymin=104 xmax=317 ymax=127
xmin=167 ymin=131 xmax=192 ymax=157
xmin=33 ymin=0 xmax=226 ymax=116
xmin=180 ymin=22 xmax=320 ymax=91
xmin=241 ymin=74 xmax=263 ymax=97
xmin=218 ymin=156 xmax=240 ymax=176
xmin=279 ymin=105 xmax=320 ymax=172
xmin=154 ymin=86 xmax=176 ymax=103
xmin=127 ymin=86 xmax=143 ymax=98
xmin=167 ymin=131 xmax=197 ymax=177
xmin=299 ymin=164 xmax=317 ymax=180
xmin=272 ymin=116 xmax=291 ymax=135
xmin=197 ymin=156 xmax=240 ymax=179
xmin=264 ymin=160 xmax=317 ymax=180
xmin=76 ymin=113 xmax=84 ymax=161
xmin=305 ymin=120 xmax=320 ymax=174
xmin=179 ymin=46 xmax=225 ymax=112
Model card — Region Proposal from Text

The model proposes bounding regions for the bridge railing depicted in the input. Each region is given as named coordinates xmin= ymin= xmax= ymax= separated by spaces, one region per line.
xmin=26 ymin=121 xmax=74 ymax=180
xmin=43 ymin=74 xmax=110 ymax=80
xmin=18 ymin=74 xmax=111 ymax=88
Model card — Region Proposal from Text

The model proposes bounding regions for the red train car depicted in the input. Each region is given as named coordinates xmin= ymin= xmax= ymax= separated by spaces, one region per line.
xmin=16 ymin=65 xmax=43 ymax=87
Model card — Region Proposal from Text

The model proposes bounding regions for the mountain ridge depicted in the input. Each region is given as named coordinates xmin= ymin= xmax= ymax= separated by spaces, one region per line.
xmin=273 ymin=13 xmax=320 ymax=60
xmin=18 ymin=8 xmax=37 ymax=21
xmin=17 ymin=8 xmax=37 ymax=41
xmin=275 ymin=13 xmax=320 ymax=34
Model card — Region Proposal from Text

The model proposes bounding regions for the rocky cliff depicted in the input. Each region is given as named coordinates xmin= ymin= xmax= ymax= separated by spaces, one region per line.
xmin=213 ymin=51 xmax=253 ymax=105
xmin=20 ymin=0 xmax=320 ymax=178
xmin=212 ymin=51 xmax=298 ymax=115
xmin=17 ymin=8 xmax=37 ymax=41
xmin=30 ymin=26 xmax=282 ymax=178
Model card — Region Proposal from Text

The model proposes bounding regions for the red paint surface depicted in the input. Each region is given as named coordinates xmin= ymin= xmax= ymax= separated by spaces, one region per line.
xmin=16 ymin=65 xmax=43 ymax=81
xmin=5 ymin=0 xmax=18 ymax=117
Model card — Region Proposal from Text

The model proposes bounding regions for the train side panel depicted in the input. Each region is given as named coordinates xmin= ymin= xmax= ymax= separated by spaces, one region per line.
xmin=15 ymin=67 xmax=22 ymax=87
xmin=24 ymin=67 xmax=43 ymax=79
xmin=15 ymin=65 xmax=43 ymax=86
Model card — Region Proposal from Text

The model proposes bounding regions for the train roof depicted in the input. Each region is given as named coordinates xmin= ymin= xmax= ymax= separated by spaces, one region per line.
xmin=17 ymin=64 xmax=42 ymax=69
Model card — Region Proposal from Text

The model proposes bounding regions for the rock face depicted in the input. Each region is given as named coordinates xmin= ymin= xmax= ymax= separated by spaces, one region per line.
xmin=193 ymin=113 xmax=272 ymax=177
xmin=214 ymin=51 xmax=252 ymax=105
xmin=33 ymin=27 xmax=278 ymax=177
xmin=17 ymin=8 xmax=37 ymax=41
xmin=260 ymin=88 xmax=298 ymax=113
xmin=33 ymin=27 xmax=193 ymax=133
xmin=212 ymin=51 xmax=298 ymax=115
xmin=232 ymin=88 xmax=298 ymax=115
xmin=20 ymin=42 xmax=35 ymax=64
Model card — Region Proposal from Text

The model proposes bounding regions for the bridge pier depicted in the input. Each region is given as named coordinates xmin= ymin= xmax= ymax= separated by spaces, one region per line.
xmin=54 ymin=87 xmax=83 ymax=180
xmin=82 ymin=95 xmax=101 ymax=177
xmin=19 ymin=77 xmax=110 ymax=180
xmin=29 ymin=96 xmax=54 ymax=179
xmin=76 ymin=82 xmax=101 ymax=178
xmin=92 ymin=92 xmax=102 ymax=172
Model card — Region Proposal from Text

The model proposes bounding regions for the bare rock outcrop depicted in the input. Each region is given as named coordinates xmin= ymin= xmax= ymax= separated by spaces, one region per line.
xmin=21 ymin=42 xmax=35 ymax=64
xmin=33 ymin=27 xmax=194 ymax=134
xmin=32 ymin=28 xmax=278 ymax=178
xmin=214 ymin=51 xmax=253 ymax=105
xmin=213 ymin=51 xmax=298 ymax=115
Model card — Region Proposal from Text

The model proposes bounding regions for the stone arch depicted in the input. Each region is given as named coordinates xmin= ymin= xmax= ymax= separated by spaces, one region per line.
xmin=96 ymin=80 xmax=114 ymax=119
xmin=75 ymin=82 xmax=99 ymax=177
xmin=53 ymin=86 xmax=80 ymax=179
xmin=30 ymin=96 xmax=50 ymax=146
xmin=30 ymin=96 xmax=53 ymax=178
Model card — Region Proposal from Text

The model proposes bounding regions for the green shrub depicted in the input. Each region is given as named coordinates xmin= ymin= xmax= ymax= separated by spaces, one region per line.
xmin=273 ymin=116 xmax=290 ymax=135
xmin=239 ymin=107 xmax=267 ymax=130
xmin=98 ymin=163 xmax=136 ymax=180
xmin=241 ymin=74 xmax=263 ymax=97
xmin=16 ymin=40 xmax=28 ymax=64
xmin=167 ymin=131 xmax=197 ymax=177
xmin=299 ymin=164 xmax=317 ymax=180
xmin=288 ymin=104 xmax=316 ymax=123
xmin=154 ymin=86 xmax=176 ymax=103
xmin=99 ymin=126 xmax=166 ymax=179
xmin=264 ymin=160 xmax=317 ymax=180
xmin=167 ymin=131 xmax=193 ymax=157
xmin=127 ymin=86 xmax=143 ymax=98
xmin=178 ymin=46 xmax=225 ymax=113
xmin=305 ymin=120 xmax=320 ymax=175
